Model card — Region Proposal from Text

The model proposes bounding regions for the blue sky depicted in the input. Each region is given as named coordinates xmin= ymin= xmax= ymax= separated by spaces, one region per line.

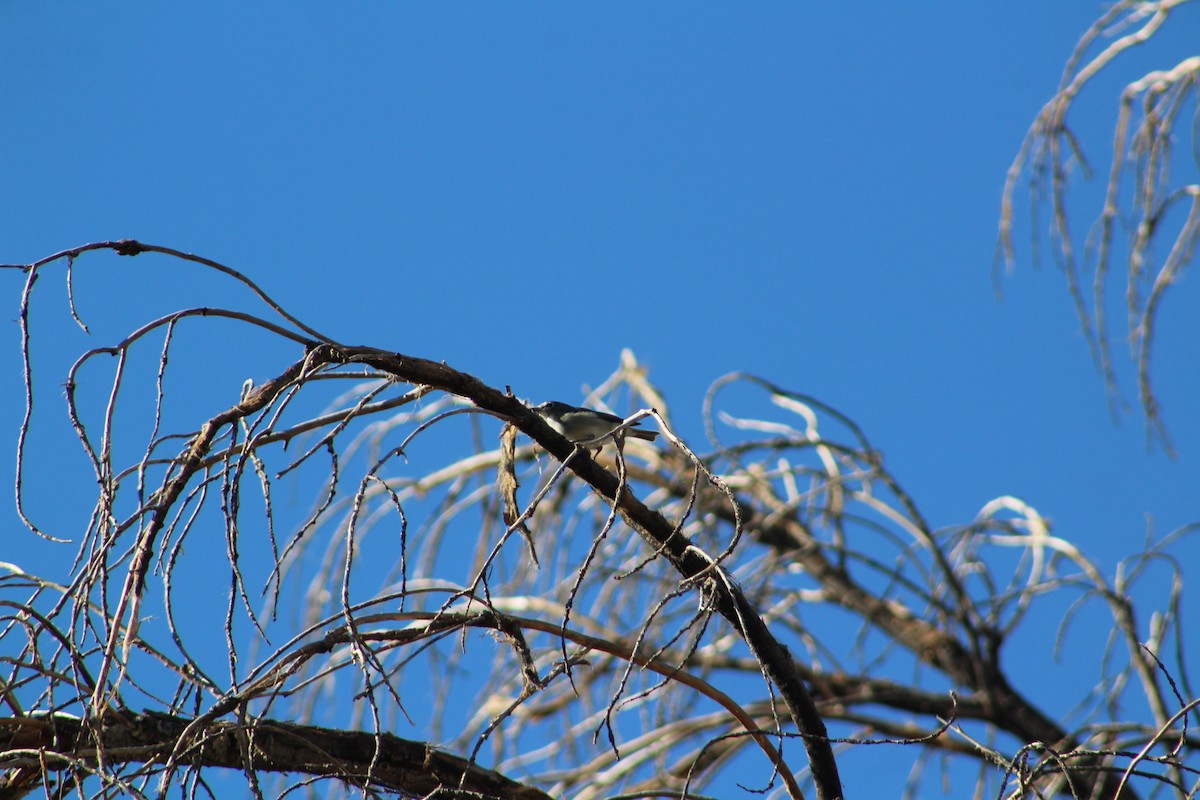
xmin=3 ymin=3 xmax=1198 ymax=797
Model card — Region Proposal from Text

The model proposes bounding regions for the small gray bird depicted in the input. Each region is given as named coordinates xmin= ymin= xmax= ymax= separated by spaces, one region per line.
xmin=532 ymin=401 xmax=658 ymax=443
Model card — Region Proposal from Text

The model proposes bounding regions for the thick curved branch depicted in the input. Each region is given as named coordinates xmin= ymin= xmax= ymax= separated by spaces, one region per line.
xmin=0 ymin=710 xmax=551 ymax=800
xmin=329 ymin=345 xmax=844 ymax=800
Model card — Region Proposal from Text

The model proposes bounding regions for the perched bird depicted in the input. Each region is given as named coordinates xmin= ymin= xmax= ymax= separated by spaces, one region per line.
xmin=532 ymin=401 xmax=658 ymax=443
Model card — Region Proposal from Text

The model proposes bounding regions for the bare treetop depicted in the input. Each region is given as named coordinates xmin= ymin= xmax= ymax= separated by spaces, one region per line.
xmin=2 ymin=238 xmax=1195 ymax=799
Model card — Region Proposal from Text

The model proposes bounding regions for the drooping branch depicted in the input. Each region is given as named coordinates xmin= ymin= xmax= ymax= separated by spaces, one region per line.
xmin=997 ymin=1 xmax=1200 ymax=449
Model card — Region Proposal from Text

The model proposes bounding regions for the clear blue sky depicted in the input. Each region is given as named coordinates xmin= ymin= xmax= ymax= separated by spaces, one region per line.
xmin=3 ymin=3 xmax=1198 ymax=797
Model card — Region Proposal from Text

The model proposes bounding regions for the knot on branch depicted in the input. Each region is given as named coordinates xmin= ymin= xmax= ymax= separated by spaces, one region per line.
xmin=113 ymin=239 xmax=146 ymax=257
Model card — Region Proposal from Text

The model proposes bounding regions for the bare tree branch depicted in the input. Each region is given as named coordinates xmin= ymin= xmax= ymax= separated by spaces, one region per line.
xmin=0 ymin=709 xmax=552 ymax=800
